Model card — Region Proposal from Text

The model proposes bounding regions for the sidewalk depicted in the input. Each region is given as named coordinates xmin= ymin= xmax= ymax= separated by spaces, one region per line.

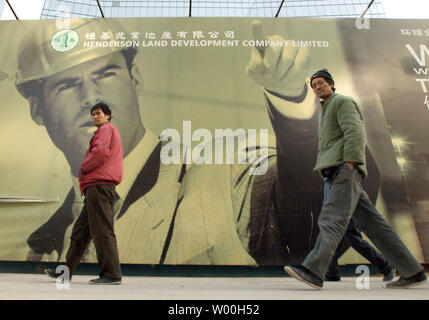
xmin=0 ymin=273 xmax=428 ymax=300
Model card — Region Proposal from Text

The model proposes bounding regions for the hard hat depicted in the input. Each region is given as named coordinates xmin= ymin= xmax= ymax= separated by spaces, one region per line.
xmin=15 ymin=18 xmax=137 ymax=98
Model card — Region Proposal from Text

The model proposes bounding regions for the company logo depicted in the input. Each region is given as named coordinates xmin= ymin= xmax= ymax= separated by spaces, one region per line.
xmin=51 ymin=29 xmax=79 ymax=52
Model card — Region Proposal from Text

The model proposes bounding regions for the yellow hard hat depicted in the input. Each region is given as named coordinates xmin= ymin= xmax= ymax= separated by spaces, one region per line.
xmin=16 ymin=18 xmax=137 ymax=98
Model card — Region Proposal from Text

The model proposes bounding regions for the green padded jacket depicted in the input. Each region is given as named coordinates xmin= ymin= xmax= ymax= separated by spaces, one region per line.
xmin=314 ymin=93 xmax=367 ymax=178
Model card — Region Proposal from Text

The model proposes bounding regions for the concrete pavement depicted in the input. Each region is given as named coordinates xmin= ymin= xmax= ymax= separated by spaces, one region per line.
xmin=0 ymin=272 xmax=428 ymax=300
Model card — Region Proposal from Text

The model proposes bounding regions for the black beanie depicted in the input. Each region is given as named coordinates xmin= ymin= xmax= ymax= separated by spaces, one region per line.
xmin=310 ymin=69 xmax=334 ymax=86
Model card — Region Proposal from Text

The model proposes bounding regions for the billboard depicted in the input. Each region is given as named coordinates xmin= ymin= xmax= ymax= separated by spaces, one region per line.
xmin=0 ymin=17 xmax=428 ymax=267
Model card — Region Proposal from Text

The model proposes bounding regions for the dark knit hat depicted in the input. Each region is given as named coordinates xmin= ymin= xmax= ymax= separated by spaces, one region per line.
xmin=310 ymin=69 xmax=334 ymax=86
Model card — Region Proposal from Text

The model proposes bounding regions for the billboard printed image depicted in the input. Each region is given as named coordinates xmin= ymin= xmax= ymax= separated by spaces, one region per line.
xmin=0 ymin=17 xmax=428 ymax=266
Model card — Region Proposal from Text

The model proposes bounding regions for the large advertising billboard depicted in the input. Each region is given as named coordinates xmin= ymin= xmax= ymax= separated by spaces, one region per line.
xmin=0 ymin=17 xmax=428 ymax=266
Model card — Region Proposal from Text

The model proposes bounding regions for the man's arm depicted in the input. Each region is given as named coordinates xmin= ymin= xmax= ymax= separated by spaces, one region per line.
xmin=242 ymin=21 xmax=323 ymax=263
xmin=246 ymin=21 xmax=320 ymax=195
xmin=246 ymin=20 xmax=321 ymax=203
xmin=336 ymin=99 xmax=366 ymax=167
xmin=80 ymin=124 xmax=113 ymax=174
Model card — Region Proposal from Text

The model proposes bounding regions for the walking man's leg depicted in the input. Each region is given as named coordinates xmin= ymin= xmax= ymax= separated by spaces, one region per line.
xmin=303 ymin=166 xmax=362 ymax=278
xmin=326 ymin=239 xmax=351 ymax=281
xmin=346 ymin=219 xmax=394 ymax=281
xmin=285 ymin=165 xmax=363 ymax=288
xmin=65 ymin=205 xmax=92 ymax=278
xmin=353 ymin=191 xmax=426 ymax=288
xmin=86 ymin=184 xmax=122 ymax=283
xmin=323 ymin=175 xmax=352 ymax=281
xmin=45 ymin=203 xmax=91 ymax=281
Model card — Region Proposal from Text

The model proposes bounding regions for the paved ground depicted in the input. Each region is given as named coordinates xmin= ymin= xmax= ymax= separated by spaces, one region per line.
xmin=0 ymin=272 xmax=428 ymax=300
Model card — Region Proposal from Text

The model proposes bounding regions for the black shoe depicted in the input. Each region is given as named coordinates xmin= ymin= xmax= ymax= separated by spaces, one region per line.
xmin=44 ymin=268 xmax=63 ymax=280
xmin=325 ymin=274 xmax=341 ymax=281
xmin=386 ymin=271 xmax=427 ymax=289
xmin=382 ymin=268 xmax=395 ymax=282
xmin=88 ymin=277 xmax=121 ymax=285
xmin=284 ymin=266 xmax=323 ymax=289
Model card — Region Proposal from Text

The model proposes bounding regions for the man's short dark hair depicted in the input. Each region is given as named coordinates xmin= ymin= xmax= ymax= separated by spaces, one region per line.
xmin=91 ymin=102 xmax=112 ymax=121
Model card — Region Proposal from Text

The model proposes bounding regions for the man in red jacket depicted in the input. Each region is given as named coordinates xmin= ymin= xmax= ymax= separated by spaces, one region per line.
xmin=46 ymin=102 xmax=123 ymax=285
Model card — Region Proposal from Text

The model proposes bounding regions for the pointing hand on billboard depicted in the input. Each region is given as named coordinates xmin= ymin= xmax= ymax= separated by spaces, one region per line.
xmin=246 ymin=20 xmax=311 ymax=98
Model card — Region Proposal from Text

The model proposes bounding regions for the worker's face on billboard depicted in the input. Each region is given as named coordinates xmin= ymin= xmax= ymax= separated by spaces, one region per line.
xmin=34 ymin=51 xmax=144 ymax=175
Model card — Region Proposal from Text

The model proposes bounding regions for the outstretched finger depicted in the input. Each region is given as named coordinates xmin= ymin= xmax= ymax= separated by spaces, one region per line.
xmin=251 ymin=20 xmax=267 ymax=58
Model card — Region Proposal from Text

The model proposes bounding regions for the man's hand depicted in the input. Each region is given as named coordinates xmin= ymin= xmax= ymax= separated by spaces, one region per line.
xmin=246 ymin=20 xmax=311 ymax=97
xmin=346 ymin=162 xmax=355 ymax=170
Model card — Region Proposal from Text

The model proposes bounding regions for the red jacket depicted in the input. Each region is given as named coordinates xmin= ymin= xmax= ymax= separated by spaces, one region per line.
xmin=79 ymin=122 xmax=123 ymax=195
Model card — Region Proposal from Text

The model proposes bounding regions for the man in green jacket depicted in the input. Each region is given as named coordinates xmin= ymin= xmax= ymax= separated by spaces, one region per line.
xmin=284 ymin=69 xmax=427 ymax=289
